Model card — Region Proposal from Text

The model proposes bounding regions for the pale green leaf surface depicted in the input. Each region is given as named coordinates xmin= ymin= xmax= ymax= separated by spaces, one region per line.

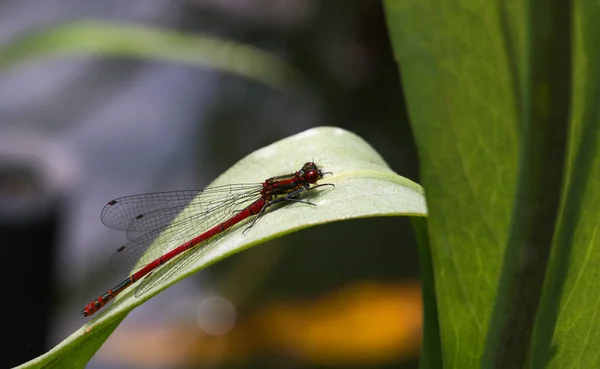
xmin=0 ymin=20 xmax=300 ymax=90
xmin=17 ymin=127 xmax=426 ymax=368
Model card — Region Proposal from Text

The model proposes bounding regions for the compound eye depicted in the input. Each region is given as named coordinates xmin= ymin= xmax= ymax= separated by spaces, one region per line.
xmin=305 ymin=170 xmax=319 ymax=183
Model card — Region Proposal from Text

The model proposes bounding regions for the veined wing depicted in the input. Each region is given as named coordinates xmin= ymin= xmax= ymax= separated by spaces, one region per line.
xmin=105 ymin=184 xmax=262 ymax=272
xmin=101 ymin=184 xmax=262 ymax=237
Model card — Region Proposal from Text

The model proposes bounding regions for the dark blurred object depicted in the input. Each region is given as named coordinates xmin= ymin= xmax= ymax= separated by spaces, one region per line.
xmin=0 ymin=130 xmax=76 ymax=367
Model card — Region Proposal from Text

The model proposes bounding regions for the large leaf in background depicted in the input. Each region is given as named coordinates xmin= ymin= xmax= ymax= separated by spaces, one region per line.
xmin=529 ymin=3 xmax=600 ymax=368
xmin=0 ymin=20 xmax=301 ymax=90
xmin=17 ymin=127 xmax=427 ymax=368
xmin=385 ymin=1 xmax=600 ymax=368
xmin=385 ymin=1 xmax=519 ymax=367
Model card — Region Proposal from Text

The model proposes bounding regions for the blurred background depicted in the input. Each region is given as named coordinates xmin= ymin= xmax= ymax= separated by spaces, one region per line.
xmin=0 ymin=1 xmax=422 ymax=368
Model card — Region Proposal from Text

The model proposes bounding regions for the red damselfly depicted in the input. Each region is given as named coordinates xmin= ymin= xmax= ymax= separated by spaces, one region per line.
xmin=81 ymin=162 xmax=333 ymax=316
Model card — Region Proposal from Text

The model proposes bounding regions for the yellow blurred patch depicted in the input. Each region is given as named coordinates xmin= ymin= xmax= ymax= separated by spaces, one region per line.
xmin=99 ymin=281 xmax=422 ymax=367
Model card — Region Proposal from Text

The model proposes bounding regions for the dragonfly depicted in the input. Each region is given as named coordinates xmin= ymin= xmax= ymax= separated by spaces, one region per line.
xmin=81 ymin=162 xmax=333 ymax=316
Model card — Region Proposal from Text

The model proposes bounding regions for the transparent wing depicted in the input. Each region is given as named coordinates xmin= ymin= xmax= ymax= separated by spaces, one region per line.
xmin=133 ymin=228 xmax=228 ymax=298
xmin=101 ymin=184 xmax=261 ymax=233
xmin=105 ymin=184 xmax=262 ymax=273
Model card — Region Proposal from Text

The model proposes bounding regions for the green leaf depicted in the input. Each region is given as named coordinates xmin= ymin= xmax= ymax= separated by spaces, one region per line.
xmin=384 ymin=1 xmax=520 ymax=367
xmin=17 ymin=127 xmax=426 ymax=368
xmin=0 ymin=20 xmax=301 ymax=90
xmin=481 ymin=1 xmax=572 ymax=367
xmin=385 ymin=0 xmax=600 ymax=368
xmin=528 ymin=2 xmax=600 ymax=368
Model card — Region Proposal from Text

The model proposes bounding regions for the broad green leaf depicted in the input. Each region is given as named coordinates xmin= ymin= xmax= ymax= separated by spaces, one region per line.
xmin=0 ymin=20 xmax=301 ymax=90
xmin=481 ymin=1 xmax=572 ymax=368
xmin=529 ymin=3 xmax=600 ymax=368
xmin=385 ymin=1 xmax=600 ymax=368
xmin=17 ymin=127 xmax=426 ymax=368
xmin=384 ymin=2 xmax=519 ymax=367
